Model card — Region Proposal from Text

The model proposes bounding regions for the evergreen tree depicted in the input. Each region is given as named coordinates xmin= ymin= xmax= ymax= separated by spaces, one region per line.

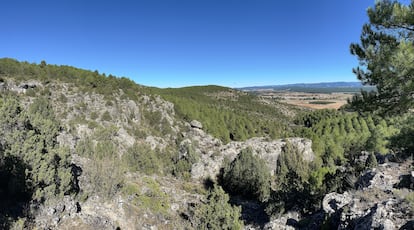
xmin=350 ymin=0 xmax=414 ymax=114
xmin=222 ymin=148 xmax=271 ymax=202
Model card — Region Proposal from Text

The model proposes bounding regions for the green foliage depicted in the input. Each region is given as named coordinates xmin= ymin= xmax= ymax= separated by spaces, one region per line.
xmin=406 ymin=192 xmax=414 ymax=212
xmin=194 ymin=185 xmax=243 ymax=230
xmin=0 ymin=95 xmax=76 ymax=203
xmin=146 ymin=86 xmax=292 ymax=143
xmin=389 ymin=115 xmax=414 ymax=157
xmin=0 ymin=58 xmax=144 ymax=103
xmin=296 ymin=110 xmax=395 ymax=165
xmin=101 ymin=110 xmax=112 ymax=121
xmin=142 ymin=109 xmax=173 ymax=136
xmin=90 ymin=111 xmax=98 ymax=120
xmin=365 ymin=152 xmax=378 ymax=169
xmin=221 ymin=148 xmax=271 ymax=202
xmin=123 ymin=143 xmax=162 ymax=175
xmin=172 ymin=144 xmax=197 ymax=180
xmin=123 ymin=178 xmax=171 ymax=216
xmin=267 ymin=141 xmax=317 ymax=214
xmin=350 ymin=0 xmax=414 ymax=115
xmin=286 ymin=108 xmax=404 ymax=215
xmin=75 ymin=126 xmax=124 ymax=198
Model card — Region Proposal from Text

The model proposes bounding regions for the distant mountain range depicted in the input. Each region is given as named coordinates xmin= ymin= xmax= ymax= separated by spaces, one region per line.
xmin=239 ymin=81 xmax=376 ymax=93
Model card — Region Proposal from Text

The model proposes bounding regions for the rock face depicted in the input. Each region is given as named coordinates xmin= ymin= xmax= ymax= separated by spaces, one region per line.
xmin=321 ymin=161 xmax=413 ymax=230
xmin=182 ymin=120 xmax=314 ymax=180
xmin=220 ymin=137 xmax=314 ymax=177
xmin=1 ymin=79 xmax=43 ymax=93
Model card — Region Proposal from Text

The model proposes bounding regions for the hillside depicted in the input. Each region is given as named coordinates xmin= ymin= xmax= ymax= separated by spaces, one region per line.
xmin=0 ymin=58 xmax=412 ymax=229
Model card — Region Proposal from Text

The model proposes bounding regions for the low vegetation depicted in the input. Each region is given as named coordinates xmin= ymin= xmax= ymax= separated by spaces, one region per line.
xmin=193 ymin=185 xmax=244 ymax=230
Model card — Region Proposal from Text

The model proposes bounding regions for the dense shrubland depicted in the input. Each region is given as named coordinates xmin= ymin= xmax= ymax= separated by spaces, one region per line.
xmin=0 ymin=94 xmax=76 ymax=228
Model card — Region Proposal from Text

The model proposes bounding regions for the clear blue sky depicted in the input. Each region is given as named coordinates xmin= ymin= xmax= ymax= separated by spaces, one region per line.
xmin=1 ymin=0 xmax=374 ymax=88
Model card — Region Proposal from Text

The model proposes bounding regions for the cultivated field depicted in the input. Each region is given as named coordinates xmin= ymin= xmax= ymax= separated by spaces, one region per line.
xmin=258 ymin=91 xmax=354 ymax=110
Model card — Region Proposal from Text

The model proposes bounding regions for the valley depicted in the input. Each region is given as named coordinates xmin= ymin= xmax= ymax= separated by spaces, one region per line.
xmin=257 ymin=91 xmax=352 ymax=110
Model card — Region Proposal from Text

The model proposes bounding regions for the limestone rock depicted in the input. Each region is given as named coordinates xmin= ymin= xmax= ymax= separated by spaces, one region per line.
xmin=357 ymin=162 xmax=402 ymax=191
xmin=263 ymin=212 xmax=300 ymax=230
xmin=321 ymin=161 xmax=414 ymax=230
xmin=322 ymin=192 xmax=352 ymax=214
xmin=190 ymin=120 xmax=203 ymax=129
xmin=189 ymin=134 xmax=314 ymax=179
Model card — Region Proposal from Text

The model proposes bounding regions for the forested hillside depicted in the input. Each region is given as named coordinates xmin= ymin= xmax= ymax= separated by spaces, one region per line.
xmin=146 ymin=86 xmax=296 ymax=143
xmin=0 ymin=57 xmax=412 ymax=229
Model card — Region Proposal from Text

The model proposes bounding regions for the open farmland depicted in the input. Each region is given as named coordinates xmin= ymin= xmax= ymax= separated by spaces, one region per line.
xmin=258 ymin=91 xmax=354 ymax=110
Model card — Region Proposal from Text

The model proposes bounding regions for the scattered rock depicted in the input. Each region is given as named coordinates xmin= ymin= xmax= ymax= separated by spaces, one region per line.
xmin=320 ymin=160 xmax=414 ymax=230
xmin=357 ymin=162 xmax=402 ymax=191
xmin=190 ymin=120 xmax=203 ymax=129
xmin=322 ymin=192 xmax=352 ymax=214
xmin=263 ymin=212 xmax=300 ymax=230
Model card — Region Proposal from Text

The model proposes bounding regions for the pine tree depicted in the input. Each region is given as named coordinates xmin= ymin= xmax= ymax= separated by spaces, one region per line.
xmin=350 ymin=0 xmax=414 ymax=114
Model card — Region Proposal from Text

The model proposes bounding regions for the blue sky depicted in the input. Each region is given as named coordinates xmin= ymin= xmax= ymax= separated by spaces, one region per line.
xmin=1 ymin=0 xmax=374 ymax=88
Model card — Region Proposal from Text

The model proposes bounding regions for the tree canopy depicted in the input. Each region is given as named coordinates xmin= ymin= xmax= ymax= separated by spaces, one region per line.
xmin=350 ymin=0 xmax=414 ymax=115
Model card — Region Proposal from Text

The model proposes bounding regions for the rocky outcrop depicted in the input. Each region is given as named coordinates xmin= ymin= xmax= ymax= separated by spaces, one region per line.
xmin=338 ymin=198 xmax=411 ymax=230
xmin=220 ymin=137 xmax=314 ymax=176
xmin=34 ymin=196 xmax=82 ymax=229
xmin=183 ymin=121 xmax=314 ymax=180
xmin=320 ymin=160 xmax=413 ymax=230
xmin=356 ymin=162 xmax=402 ymax=191
xmin=0 ymin=79 xmax=43 ymax=93
xmin=322 ymin=192 xmax=352 ymax=215
xmin=263 ymin=212 xmax=300 ymax=230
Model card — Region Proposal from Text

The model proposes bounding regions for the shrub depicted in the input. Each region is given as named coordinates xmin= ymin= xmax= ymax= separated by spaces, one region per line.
xmin=221 ymin=147 xmax=271 ymax=202
xmin=194 ymin=185 xmax=243 ymax=230
xmin=365 ymin=152 xmax=378 ymax=169
xmin=101 ymin=110 xmax=112 ymax=121
xmin=123 ymin=144 xmax=161 ymax=175
xmin=173 ymin=142 xmax=200 ymax=179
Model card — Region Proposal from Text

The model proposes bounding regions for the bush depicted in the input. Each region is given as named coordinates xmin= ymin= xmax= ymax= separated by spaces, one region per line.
xmin=173 ymin=142 xmax=200 ymax=179
xmin=194 ymin=185 xmax=243 ymax=230
xmin=0 ymin=96 xmax=76 ymax=203
xmin=101 ymin=110 xmax=112 ymax=121
xmin=123 ymin=144 xmax=162 ymax=175
xmin=365 ymin=152 xmax=378 ymax=169
xmin=221 ymin=147 xmax=271 ymax=202
xmin=267 ymin=141 xmax=316 ymax=214
xmin=390 ymin=115 xmax=414 ymax=158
